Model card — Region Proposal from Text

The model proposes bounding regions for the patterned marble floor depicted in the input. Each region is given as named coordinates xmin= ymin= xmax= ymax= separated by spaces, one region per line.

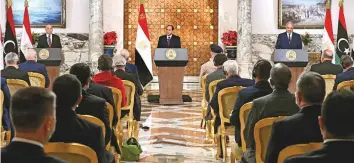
xmin=122 ymin=80 xmax=231 ymax=163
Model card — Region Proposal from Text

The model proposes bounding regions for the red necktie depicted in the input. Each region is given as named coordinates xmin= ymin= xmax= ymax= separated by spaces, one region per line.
xmin=47 ymin=35 xmax=52 ymax=48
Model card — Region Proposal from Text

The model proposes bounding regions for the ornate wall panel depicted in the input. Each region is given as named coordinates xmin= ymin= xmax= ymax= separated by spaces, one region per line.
xmin=124 ymin=0 xmax=218 ymax=76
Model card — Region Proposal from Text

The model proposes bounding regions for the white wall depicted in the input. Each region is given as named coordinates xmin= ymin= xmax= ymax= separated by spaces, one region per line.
xmin=218 ymin=0 xmax=238 ymax=45
xmin=103 ymin=0 xmax=124 ymax=52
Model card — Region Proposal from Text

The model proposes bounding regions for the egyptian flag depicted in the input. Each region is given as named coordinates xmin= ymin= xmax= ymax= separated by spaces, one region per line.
xmin=3 ymin=1 xmax=18 ymax=60
xmin=20 ymin=0 xmax=33 ymax=63
xmin=335 ymin=0 xmax=350 ymax=62
xmin=135 ymin=0 xmax=153 ymax=87
xmin=322 ymin=0 xmax=336 ymax=64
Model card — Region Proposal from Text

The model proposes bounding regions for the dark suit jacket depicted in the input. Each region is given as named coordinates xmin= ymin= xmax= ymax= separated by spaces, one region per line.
xmin=75 ymin=90 xmax=111 ymax=145
xmin=275 ymin=32 xmax=302 ymax=49
xmin=126 ymin=63 xmax=138 ymax=74
xmin=265 ymin=105 xmax=323 ymax=163
xmin=1 ymin=66 xmax=31 ymax=86
xmin=1 ymin=77 xmax=11 ymax=130
xmin=157 ymin=34 xmax=181 ymax=48
xmin=310 ymin=61 xmax=343 ymax=75
xmin=209 ymin=75 xmax=254 ymax=133
xmin=50 ymin=108 xmax=106 ymax=163
xmin=244 ymin=89 xmax=299 ymax=149
xmin=205 ymin=67 xmax=226 ymax=102
xmin=230 ymin=80 xmax=273 ymax=145
xmin=284 ymin=141 xmax=354 ymax=163
xmin=113 ymin=69 xmax=143 ymax=121
xmin=333 ymin=67 xmax=354 ymax=90
xmin=37 ymin=34 xmax=62 ymax=48
xmin=1 ymin=141 xmax=67 ymax=163
xmin=19 ymin=60 xmax=50 ymax=88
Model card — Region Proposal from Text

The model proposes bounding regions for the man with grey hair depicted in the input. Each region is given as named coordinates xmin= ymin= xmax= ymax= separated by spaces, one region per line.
xmin=275 ymin=21 xmax=302 ymax=49
xmin=19 ymin=48 xmax=50 ymax=88
xmin=209 ymin=60 xmax=254 ymax=158
xmin=1 ymin=52 xmax=31 ymax=85
xmin=119 ymin=49 xmax=138 ymax=73
xmin=310 ymin=49 xmax=343 ymax=75
xmin=333 ymin=55 xmax=354 ymax=90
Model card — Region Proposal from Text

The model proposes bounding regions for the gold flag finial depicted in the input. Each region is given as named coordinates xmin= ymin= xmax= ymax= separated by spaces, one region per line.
xmin=326 ymin=0 xmax=331 ymax=8
xmin=25 ymin=0 xmax=29 ymax=7
xmin=339 ymin=0 xmax=344 ymax=6
xmin=7 ymin=0 xmax=12 ymax=8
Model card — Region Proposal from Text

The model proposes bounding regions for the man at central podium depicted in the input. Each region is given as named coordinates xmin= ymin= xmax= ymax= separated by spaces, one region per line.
xmin=275 ymin=22 xmax=302 ymax=49
xmin=157 ymin=25 xmax=181 ymax=48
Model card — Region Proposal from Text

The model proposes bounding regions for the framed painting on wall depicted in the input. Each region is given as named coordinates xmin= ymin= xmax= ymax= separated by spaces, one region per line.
xmin=278 ymin=0 xmax=328 ymax=29
xmin=6 ymin=0 xmax=66 ymax=28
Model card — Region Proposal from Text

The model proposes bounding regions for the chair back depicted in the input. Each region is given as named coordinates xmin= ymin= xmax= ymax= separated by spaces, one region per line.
xmin=254 ymin=116 xmax=286 ymax=163
xmin=44 ymin=142 xmax=98 ymax=163
xmin=201 ymin=75 xmax=208 ymax=108
xmin=277 ymin=143 xmax=322 ymax=163
xmin=239 ymin=102 xmax=253 ymax=151
xmin=6 ymin=79 xmax=29 ymax=96
xmin=106 ymin=102 xmax=114 ymax=127
xmin=218 ymin=86 xmax=244 ymax=122
xmin=77 ymin=115 xmax=106 ymax=139
xmin=208 ymin=79 xmax=223 ymax=102
xmin=337 ymin=80 xmax=354 ymax=90
xmin=122 ymin=80 xmax=136 ymax=110
xmin=321 ymin=74 xmax=336 ymax=98
xmin=109 ymin=87 xmax=122 ymax=120
xmin=28 ymin=72 xmax=45 ymax=88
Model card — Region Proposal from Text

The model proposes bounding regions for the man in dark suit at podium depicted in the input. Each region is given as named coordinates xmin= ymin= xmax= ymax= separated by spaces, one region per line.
xmin=275 ymin=22 xmax=302 ymax=49
xmin=157 ymin=25 xmax=181 ymax=48
xmin=37 ymin=25 xmax=62 ymax=48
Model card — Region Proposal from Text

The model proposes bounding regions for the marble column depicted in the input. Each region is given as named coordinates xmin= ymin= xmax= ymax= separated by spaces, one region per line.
xmin=237 ymin=0 xmax=253 ymax=78
xmin=89 ymin=0 xmax=103 ymax=73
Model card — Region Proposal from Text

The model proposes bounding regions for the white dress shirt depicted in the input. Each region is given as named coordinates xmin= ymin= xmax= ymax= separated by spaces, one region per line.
xmin=46 ymin=34 xmax=53 ymax=43
xmin=324 ymin=139 xmax=354 ymax=144
xmin=167 ymin=35 xmax=172 ymax=40
xmin=12 ymin=137 xmax=44 ymax=148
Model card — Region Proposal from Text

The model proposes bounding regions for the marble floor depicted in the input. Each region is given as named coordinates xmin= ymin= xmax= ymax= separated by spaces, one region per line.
xmin=122 ymin=77 xmax=232 ymax=163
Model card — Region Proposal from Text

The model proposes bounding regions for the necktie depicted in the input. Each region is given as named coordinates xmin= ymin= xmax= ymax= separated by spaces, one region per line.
xmin=47 ymin=35 xmax=52 ymax=47
xmin=167 ymin=36 xmax=171 ymax=47
xmin=288 ymin=33 xmax=291 ymax=44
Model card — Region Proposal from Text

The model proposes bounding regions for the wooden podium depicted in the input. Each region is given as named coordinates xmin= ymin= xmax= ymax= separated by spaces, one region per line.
xmin=35 ymin=48 xmax=63 ymax=90
xmin=154 ymin=48 xmax=188 ymax=105
xmin=274 ymin=49 xmax=308 ymax=93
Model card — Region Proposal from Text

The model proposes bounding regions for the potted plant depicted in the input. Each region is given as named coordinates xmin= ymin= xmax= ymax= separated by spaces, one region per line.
xmin=221 ymin=31 xmax=237 ymax=59
xmin=104 ymin=31 xmax=117 ymax=57
xmin=301 ymin=32 xmax=312 ymax=51
xmin=31 ymin=32 xmax=39 ymax=45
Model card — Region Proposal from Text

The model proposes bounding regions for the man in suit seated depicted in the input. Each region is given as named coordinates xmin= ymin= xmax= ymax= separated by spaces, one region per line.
xmin=70 ymin=63 xmax=111 ymax=147
xmin=204 ymin=53 xmax=228 ymax=102
xmin=230 ymin=59 xmax=273 ymax=146
xmin=1 ymin=52 xmax=31 ymax=86
xmin=50 ymin=74 xmax=113 ymax=163
xmin=1 ymin=87 xmax=66 ymax=163
xmin=265 ymin=71 xmax=325 ymax=163
xmin=242 ymin=63 xmax=299 ymax=163
xmin=1 ymin=77 xmax=11 ymax=131
xmin=199 ymin=44 xmax=223 ymax=80
xmin=333 ymin=55 xmax=354 ymax=90
xmin=19 ymin=48 xmax=50 ymax=88
xmin=120 ymin=49 xmax=138 ymax=74
xmin=310 ymin=49 xmax=343 ymax=75
xmin=285 ymin=89 xmax=354 ymax=163
xmin=275 ymin=22 xmax=302 ymax=49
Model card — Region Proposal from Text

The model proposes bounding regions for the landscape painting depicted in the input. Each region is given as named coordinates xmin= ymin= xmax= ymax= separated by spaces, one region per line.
xmin=9 ymin=0 xmax=66 ymax=28
xmin=278 ymin=0 xmax=327 ymax=29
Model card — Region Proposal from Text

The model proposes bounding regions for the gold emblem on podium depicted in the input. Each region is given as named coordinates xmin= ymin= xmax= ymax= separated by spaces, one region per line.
xmin=285 ymin=50 xmax=297 ymax=61
xmin=39 ymin=49 xmax=50 ymax=60
xmin=166 ymin=49 xmax=177 ymax=60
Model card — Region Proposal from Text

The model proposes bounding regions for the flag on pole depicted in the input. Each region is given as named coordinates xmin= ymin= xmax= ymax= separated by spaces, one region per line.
xmin=20 ymin=0 xmax=33 ymax=63
xmin=135 ymin=0 xmax=153 ymax=87
xmin=322 ymin=0 xmax=337 ymax=64
xmin=3 ymin=0 xmax=18 ymax=60
xmin=335 ymin=0 xmax=350 ymax=63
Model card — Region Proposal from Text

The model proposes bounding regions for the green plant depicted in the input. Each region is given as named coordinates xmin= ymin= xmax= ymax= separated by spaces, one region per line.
xmin=31 ymin=32 xmax=39 ymax=43
xmin=301 ymin=32 xmax=312 ymax=46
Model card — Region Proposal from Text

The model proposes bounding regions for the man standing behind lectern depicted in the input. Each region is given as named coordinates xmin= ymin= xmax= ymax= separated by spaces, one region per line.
xmin=275 ymin=22 xmax=302 ymax=49
xmin=157 ymin=25 xmax=181 ymax=48
xmin=37 ymin=25 xmax=62 ymax=48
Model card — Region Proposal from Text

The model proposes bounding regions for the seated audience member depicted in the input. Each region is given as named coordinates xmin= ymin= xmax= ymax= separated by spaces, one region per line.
xmin=1 ymin=52 xmax=31 ymax=85
xmin=50 ymin=74 xmax=113 ymax=163
xmin=284 ymin=89 xmax=354 ymax=163
xmin=199 ymin=44 xmax=223 ymax=80
xmin=310 ymin=49 xmax=343 ymax=75
xmin=204 ymin=53 xmax=228 ymax=102
xmin=1 ymin=77 xmax=11 ymax=130
xmin=242 ymin=63 xmax=299 ymax=163
xmin=120 ymin=49 xmax=138 ymax=73
xmin=112 ymin=55 xmax=143 ymax=121
xmin=333 ymin=55 xmax=354 ymax=90
xmin=19 ymin=48 xmax=50 ymax=88
xmin=265 ymin=71 xmax=325 ymax=163
xmin=93 ymin=54 xmax=127 ymax=108
xmin=230 ymin=59 xmax=273 ymax=146
xmin=70 ymin=63 xmax=111 ymax=146
xmin=1 ymin=87 xmax=66 ymax=163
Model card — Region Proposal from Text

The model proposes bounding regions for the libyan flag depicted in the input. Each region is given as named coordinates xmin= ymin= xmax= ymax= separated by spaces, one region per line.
xmin=335 ymin=0 xmax=350 ymax=63
xmin=3 ymin=2 xmax=19 ymax=61
xmin=135 ymin=0 xmax=153 ymax=87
